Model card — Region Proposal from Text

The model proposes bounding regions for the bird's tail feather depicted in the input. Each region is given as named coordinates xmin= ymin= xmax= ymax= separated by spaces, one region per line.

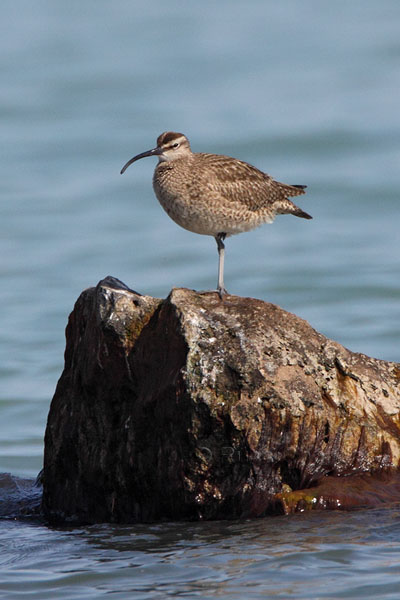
xmin=292 ymin=207 xmax=312 ymax=220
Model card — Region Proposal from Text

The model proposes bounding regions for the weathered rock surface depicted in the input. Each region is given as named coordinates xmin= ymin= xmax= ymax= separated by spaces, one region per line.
xmin=42 ymin=277 xmax=400 ymax=523
xmin=0 ymin=473 xmax=42 ymax=519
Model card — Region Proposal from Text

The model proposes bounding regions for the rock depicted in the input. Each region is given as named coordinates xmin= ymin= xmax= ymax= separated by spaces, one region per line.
xmin=42 ymin=277 xmax=400 ymax=523
xmin=275 ymin=469 xmax=400 ymax=513
xmin=0 ymin=473 xmax=42 ymax=519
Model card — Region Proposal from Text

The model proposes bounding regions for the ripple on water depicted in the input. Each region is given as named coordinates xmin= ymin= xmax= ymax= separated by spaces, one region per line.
xmin=1 ymin=510 xmax=400 ymax=599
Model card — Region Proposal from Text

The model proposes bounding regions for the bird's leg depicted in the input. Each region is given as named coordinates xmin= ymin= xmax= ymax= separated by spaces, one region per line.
xmin=215 ymin=233 xmax=228 ymax=298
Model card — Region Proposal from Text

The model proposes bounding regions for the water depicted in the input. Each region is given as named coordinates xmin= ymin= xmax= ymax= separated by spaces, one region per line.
xmin=1 ymin=0 xmax=400 ymax=597
xmin=1 ymin=509 xmax=400 ymax=600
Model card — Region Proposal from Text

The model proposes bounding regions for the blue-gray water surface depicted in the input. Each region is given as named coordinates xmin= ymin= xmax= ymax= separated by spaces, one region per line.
xmin=1 ymin=1 xmax=400 ymax=597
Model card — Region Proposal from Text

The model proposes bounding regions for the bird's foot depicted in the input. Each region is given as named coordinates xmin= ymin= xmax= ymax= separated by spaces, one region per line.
xmin=197 ymin=287 xmax=229 ymax=299
xmin=217 ymin=286 xmax=229 ymax=300
xmin=198 ymin=288 xmax=228 ymax=297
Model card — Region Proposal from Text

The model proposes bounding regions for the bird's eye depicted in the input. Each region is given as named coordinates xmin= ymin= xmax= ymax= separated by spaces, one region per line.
xmin=172 ymin=142 xmax=180 ymax=149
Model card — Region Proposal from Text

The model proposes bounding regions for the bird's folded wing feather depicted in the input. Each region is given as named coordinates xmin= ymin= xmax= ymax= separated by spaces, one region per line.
xmin=190 ymin=154 xmax=304 ymax=211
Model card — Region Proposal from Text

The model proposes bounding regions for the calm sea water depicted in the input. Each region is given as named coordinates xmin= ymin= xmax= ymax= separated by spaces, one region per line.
xmin=1 ymin=0 xmax=400 ymax=597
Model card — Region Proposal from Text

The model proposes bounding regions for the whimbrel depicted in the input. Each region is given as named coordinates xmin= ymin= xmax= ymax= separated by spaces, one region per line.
xmin=121 ymin=132 xmax=312 ymax=297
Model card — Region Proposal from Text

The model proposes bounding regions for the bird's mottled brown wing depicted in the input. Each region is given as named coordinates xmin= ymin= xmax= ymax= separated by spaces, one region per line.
xmin=192 ymin=153 xmax=305 ymax=211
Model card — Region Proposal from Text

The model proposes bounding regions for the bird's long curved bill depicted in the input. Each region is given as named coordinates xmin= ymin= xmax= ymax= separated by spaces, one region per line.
xmin=120 ymin=147 xmax=162 ymax=174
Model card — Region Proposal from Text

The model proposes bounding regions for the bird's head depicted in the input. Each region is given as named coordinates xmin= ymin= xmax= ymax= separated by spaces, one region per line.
xmin=120 ymin=132 xmax=191 ymax=174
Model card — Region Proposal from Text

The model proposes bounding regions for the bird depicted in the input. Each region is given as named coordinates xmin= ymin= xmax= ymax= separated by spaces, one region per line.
xmin=120 ymin=131 xmax=312 ymax=297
